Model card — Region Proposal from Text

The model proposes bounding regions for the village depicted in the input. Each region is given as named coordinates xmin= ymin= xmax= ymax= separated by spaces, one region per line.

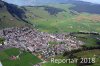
xmin=0 ymin=27 xmax=83 ymax=66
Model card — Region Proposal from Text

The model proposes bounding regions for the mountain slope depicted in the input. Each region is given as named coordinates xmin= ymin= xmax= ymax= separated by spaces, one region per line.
xmin=34 ymin=0 xmax=100 ymax=14
xmin=3 ymin=0 xmax=100 ymax=14
xmin=24 ymin=2 xmax=100 ymax=33
xmin=1 ymin=0 xmax=100 ymax=33
xmin=0 ymin=0 xmax=30 ymax=29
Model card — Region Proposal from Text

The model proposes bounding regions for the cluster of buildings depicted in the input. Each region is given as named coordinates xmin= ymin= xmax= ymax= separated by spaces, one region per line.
xmin=0 ymin=27 xmax=83 ymax=65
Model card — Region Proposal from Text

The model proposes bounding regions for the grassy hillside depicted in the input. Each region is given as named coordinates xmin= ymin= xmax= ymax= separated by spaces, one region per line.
xmin=0 ymin=10 xmax=26 ymax=29
xmin=24 ymin=4 xmax=100 ymax=33
xmin=0 ymin=0 xmax=30 ymax=29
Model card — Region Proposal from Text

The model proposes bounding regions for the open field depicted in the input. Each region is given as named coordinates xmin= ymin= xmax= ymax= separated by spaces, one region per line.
xmin=0 ymin=48 xmax=42 ymax=66
xmin=74 ymin=49 xmax=100 ymax=66
xmin=24 ymin=4 xmax=100 ymax=33
xmin=42 ymin=63 xmax=75 ymax=66
xmin=42 ymin=55 xmax=76 ymax=66
xmin=71 ymin=33 xmax=100 ymax=47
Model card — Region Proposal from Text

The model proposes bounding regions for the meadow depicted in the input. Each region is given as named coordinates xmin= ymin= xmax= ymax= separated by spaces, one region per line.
xmin=71 ymin=33 xmax=100 ymax=47
xmin=25 ymin=4 xmax=100 ymax=33
xmin=74 ymin=49 xmax=100 ymax=66
xmin=0 ymin=48 xmax=42 ymax=66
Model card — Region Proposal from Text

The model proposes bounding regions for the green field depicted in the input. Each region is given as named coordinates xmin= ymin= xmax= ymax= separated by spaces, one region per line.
xmin=71 ymin=33 xmax=100 ymax=47
xmin=24 ymin=4 xmax=100 ymax=33
xmin=42 ymin=55 xmax=76 ymax=66
xmin=74 ymin=49 xmax=100 ymax=66
xmin=42 ymin=63 xmax=75 ymax=66
xmin=0 ymin=48 xmax=42 ymax=66
xmin=1 ymin=3 xmax=100 ymax=33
